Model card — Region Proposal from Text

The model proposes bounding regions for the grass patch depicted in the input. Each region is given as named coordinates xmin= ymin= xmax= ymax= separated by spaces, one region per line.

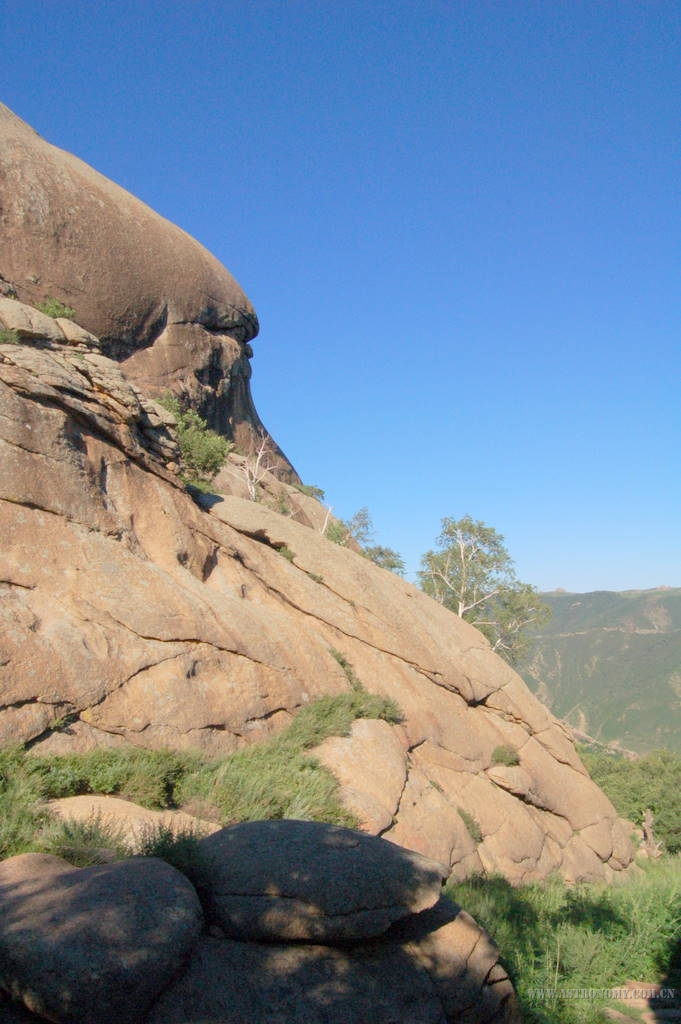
xmin=177 ymin=692 xmax=401 ymax=825
xmin=0 ymin=691 xmax=402 ymax=862
xmin=448 ymin=862 xmax=681 ymax=1023
xmin=36 ymin=297 xmax=76 ymax=319
xmin=0 ymin=328 xmax=20 ymax=344
xmin=491 ymin=743 xmax=520 ymax=767
xmin=458 ymin=808 xmax=483 ymax=843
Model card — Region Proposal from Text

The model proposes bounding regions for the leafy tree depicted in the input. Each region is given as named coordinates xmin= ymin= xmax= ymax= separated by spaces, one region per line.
xmin=363 ymin=545 xmax=406 ymax=575
xmin=419 ymin=514 xmax=550 ymax=664
xmin=159 ymin=395 xmax=232 ymax=487
xmin=582 ymin=747 xmax=681 ymax=854
xmin=325 ymin=507 xmax=405 ymax=575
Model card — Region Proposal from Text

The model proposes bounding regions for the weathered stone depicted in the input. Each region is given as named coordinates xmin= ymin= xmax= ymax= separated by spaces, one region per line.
xmin=146 ymin=935 xmax=448 ymax=1024
xmin=0 ymin=296 xmax=64 ymax=342
xmin=311 ymin=718 xmax=408 ymax=831
xmin=386 ymin=897 xmax=521 ymax=1023
xmin=190 ymin=820 xmax=445 ymax=942
xmin=0 ymin=853 xmax=203 ymax=1023
xmin=0 ymin=102 xmax=295 ymax=469
xmin=48 ymin=795 xmax=220 ymax=848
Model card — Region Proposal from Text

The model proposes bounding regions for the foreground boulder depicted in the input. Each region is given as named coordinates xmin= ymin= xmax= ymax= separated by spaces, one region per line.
xmin=0 ymin=853 xmax=203 ymax=1023
xmin=188 ymin=819 xmax=445 ymax=942
xmin=0 ymin=825 xmax=519 ymax=1024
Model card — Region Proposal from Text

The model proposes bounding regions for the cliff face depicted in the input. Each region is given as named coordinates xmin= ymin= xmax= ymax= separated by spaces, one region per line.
xmin=0 ymin=102 xmax=290 ymax=467
xmin=0 ymin=105 xmax=633 ymax=884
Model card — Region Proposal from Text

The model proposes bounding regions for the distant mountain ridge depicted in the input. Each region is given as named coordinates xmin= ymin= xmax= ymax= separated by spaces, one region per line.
xmin=520 ymin=588 xmax=681 ymax=753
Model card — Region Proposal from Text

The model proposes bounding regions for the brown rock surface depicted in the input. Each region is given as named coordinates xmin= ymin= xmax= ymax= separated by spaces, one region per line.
xmin=189 ymin=820 xmax=445 ymax=942
xmin=0 ymin=102 xmax=292 ymax=466
xmin=146 ymin=935 xmax=450 ymax=1024
xmin=48 ymin=795 xmax=220 ymax=848
xmin=0 ymin=853 xmax=203 ymax=1024
xmin=0 ymin=329 xmax=633 ymax=880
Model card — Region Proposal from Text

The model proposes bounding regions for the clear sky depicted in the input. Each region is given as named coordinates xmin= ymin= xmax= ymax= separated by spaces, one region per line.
xmin=3 ymin=0 xmax=679 ymax=592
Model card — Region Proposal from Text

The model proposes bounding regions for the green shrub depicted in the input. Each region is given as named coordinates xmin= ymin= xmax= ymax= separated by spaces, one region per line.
xmin=491 ymin=743 xmax=520 ymax=767
xmin=458 ymin=808 xmax=483 ymax=844
xmin=0 ymin=328 xmax=19 ymax=345
xmin=0 ymin=748 xmax=49 ymax=858
xmin=34 ymin=815 xmax=132 ymax=867
xmin=276 ymin=544 xmax=295 ymax=562
xmin=135 ymin=824 xmax=204 ymax=877
xmin=159 ymin=395 xmax=232 ymax=486
xmin=37 ymin=297 xmax=76 ymax=319
xmin=295 ymin=483 xmax=326 ymax=501
xmin=325 ymin=520 xmax=349 ymax=545
xmin=582 ymin=747 xmax=681 ymax=854
xmin=32 ymin=747 xmax=201 ymax=809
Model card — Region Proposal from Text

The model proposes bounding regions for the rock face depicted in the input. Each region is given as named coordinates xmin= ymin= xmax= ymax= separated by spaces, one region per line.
xmin=0 ymin=103 xmax=634 ymax=886
xmin=0 ymin=825 xmax=519 ymax=1024
xmin=0 ymin=312 xmax=633 ymax=884
xmin=0 ymin=102 xmax=290 ymax=464
xmin=187 ymin=820 xmax=445 ymax=942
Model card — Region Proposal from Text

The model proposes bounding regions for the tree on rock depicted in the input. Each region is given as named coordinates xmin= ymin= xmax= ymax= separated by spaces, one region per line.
xmin=419 ymin=515 xmax=550 ymax=664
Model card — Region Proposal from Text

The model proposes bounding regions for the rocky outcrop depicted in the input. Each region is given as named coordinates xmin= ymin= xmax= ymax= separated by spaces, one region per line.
xmin=0 ymin=824 xmax=519 ymax=1024
xmin=0 ymin=311 xmax=634 ymax=884
xmin=0 ymin=102 xmax=291 ymax=466
xmin=187 ymin=820 xmax=444 ymax=943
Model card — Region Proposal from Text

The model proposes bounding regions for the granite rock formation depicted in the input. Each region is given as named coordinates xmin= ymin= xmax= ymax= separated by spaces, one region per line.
xmin=0 ymin=102 xmax=290 ymax=466
xmin=0 ymin=825 xmax=519 ymax=1024
xmin=0 ymin=305 xmax=633 ymax=884
xmin=0 ymin=103 xmax=635 ymax=887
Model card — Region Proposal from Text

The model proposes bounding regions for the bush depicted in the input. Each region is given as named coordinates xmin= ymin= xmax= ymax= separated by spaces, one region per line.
xmin=37 ymin=297 xmax=76 ymax=320
xmin=491 ymin=744 xmax=520 ymax=767
xmin=0 ymin=328 xmax=19 ymax=344
xmin=159 ymin=395 xmax=232 ymax=486
xmin=582 ymin=747 xmax=681 ymax=854
xmin=294 ymin=483 xmax=326 ymax=501
xmin=32 ymin=747 xmax=201 ymax=809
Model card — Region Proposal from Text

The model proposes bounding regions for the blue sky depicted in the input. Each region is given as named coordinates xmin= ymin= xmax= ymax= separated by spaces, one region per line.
xmin=3 ymin=0 xmax=679 ymax=592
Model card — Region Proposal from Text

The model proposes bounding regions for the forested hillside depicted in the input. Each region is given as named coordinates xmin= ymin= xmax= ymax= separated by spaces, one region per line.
xmin=520 ymin=588 xmax=681 ymax=753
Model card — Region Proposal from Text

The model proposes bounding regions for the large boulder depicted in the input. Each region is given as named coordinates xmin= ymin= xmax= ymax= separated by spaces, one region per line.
xmin=0 ymin=853 xmax=203 ymax=1024
xmin=145 ymin=935 xmax=452 ymax=1024
xmin=188 ymin=820 xmax=445 ymax=942
xmin=0 ymin=103 xmax=291 ymax=465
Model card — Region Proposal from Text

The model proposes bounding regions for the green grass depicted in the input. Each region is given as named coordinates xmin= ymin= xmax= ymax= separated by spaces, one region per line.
xmin=491 ymin=743 xmax=521 ymax=766
xmin=36 ymin=297 xmax=76 ymax=319
xmin=0 ymin=691 xmax=402 ymax=862
xmin=448 ymin=861 xmax=681 ymax=1023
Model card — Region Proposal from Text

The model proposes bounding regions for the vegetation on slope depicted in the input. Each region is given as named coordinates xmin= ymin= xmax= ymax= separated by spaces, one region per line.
xmin=581 ymin=746 xmax=681 ymax=854
xmin=449 ymin=860 xmax=681 ymax=1024
xmin=520 ymin=588 xmax=681 ymax=752
xmin=0 ymin=689 xmax=400 ymax=863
